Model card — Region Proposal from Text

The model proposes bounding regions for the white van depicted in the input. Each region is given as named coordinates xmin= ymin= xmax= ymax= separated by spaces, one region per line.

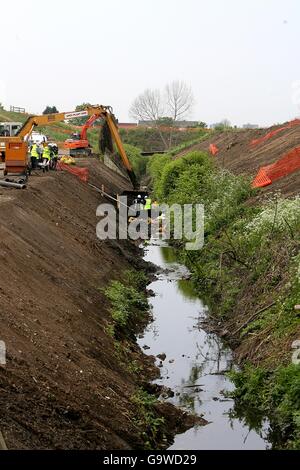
xmin=0 ymin=122 xmax=23 ymax=137
xmin=29 ymin=131 xmax=48 ymax=145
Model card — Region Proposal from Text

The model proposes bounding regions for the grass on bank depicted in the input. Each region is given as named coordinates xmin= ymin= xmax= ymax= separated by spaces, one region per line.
xmin=131 ymin=389 xmax=166 ymax=449
xmin=104 ymin=271 xmax=168 ymax=449
xmin=104 ymin=270 xmax=148 ymax=338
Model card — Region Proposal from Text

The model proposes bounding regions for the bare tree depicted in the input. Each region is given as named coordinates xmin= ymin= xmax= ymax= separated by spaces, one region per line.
xmin=130 ymin=89 xmax=168 ymax=149
xmin=165 ymin=81 xmax=194 ymax=122
xmin=165 ymin=81 xmax=194 ymax=147
xmin=130 ymin=81 xmax=195 ymax=150
xmin=130 ymin=89 xmax=164 ymax=122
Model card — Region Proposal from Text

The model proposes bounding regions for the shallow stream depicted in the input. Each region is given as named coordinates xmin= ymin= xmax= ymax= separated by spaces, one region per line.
xmin=138 ymin=241 xmax=268 ymax=450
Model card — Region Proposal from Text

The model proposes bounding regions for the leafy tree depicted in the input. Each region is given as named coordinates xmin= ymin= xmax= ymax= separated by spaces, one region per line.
xmin=43 ymin=105 xmax=59 ymax=115
xmin=69 ymin=103 xmax=92 ymax=125
xmin=0 ymin=102 xmax=4 ymax=111
xmin=198 ymin=121 xmax=207 ymax=128
xmin=157 ymin=117 xmax=174 ymax=127
xmin=213 ymin=119 xmax=232 ymax=131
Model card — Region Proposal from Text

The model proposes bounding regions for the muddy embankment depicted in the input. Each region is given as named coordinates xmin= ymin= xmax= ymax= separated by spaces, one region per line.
xmin=0 ymin=158 xmax=191 ymax=450
xmin=177 ymin=123 xmax=300 ymax=198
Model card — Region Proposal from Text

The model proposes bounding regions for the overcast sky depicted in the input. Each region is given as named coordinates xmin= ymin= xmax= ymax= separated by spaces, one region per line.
xmin=1 ymin=0 xmax=299 ymax=126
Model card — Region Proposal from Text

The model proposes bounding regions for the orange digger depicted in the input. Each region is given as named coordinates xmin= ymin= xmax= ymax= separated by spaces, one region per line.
xmin=64 ymin=114 xmax=100 ymax=157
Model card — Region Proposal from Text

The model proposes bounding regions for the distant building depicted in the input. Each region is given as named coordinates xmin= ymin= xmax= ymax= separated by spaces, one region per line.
xmin=210 ymin=119 xmax=232 ymax=129
xmin=242 ymin=123 xmax=259 ymax=129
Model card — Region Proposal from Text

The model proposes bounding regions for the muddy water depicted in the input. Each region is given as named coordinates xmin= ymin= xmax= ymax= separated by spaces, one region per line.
xmin=138 ymin=241 xmax=268 ymax=450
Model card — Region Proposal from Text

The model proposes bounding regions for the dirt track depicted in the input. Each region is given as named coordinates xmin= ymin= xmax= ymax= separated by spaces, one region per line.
xmin=178 ymin=123 xmax=300 ymax=197
xmin=0 ymin=160 xmax=149 ymax=449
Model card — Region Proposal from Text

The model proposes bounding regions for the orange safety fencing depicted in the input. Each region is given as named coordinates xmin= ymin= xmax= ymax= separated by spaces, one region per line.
xmin=57 ymin=162 xmax=89 ymax=182
xmin=251 ymin=119 xmax=300 ymax=147
xmin=252 ymin=146 xmax=300 ymax=188
xmin=209 ymin=143 xmax=219 ymax=156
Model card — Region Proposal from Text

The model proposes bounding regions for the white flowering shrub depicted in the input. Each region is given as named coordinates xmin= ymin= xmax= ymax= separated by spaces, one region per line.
xmin=245 ymin=196 xmax=300 ymax=237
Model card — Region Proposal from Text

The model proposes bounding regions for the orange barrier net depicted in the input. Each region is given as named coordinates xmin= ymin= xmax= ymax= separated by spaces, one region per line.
xmin=251 ymin=119 xmax=300 ymax=147
xmin=252 ymin=146 xmax=300 ymax=188
xmin=209 ymin=144 xmax=219 ymax=156
xmin=57 ymin=162 xmax=89 ymax=182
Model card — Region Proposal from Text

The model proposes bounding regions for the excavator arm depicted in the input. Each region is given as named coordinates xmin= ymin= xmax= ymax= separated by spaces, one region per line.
xmin=1 ymin=105 xmax=137 ymax=188
xmin=24 ymin=105 xmax=137 ymax=187
xmin=80 ymin=114 xmax=99 ymax=140
xmin=16 ymin=106 xmax=105 ymax=140
xmin=104 ymin=112 xmax=137 ymax=188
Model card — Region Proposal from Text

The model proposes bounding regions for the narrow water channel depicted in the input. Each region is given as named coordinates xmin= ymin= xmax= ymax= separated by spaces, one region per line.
xmin=138 ymin=241 xmax=268 ymax=450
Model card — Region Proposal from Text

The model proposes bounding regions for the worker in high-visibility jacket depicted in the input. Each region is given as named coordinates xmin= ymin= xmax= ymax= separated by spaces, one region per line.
xmin=144 ymin=196 xmax=152 ymax=216
xmin=30 ymin=143 xmax=39 ymax=169
xmin=42 ymin=143 xmax=51 ymax=172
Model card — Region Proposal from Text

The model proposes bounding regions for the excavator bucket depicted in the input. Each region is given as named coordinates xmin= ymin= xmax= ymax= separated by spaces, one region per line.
xmin=99 ymin=121 xmax=114 ymax=155
xmin=99 ymin=123 xmax=138 ymax=189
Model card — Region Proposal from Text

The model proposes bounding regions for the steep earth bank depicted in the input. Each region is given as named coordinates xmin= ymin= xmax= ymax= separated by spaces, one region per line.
xmin=0 ymin=159 xmax=190 ymax=449
xmin=177 ymin=123 xmax=300 ymax=197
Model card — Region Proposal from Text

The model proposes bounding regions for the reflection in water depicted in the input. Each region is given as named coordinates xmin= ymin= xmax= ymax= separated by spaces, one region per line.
xmin=138 ymin=242 xmax=269 ymax=450
xmin=159 ymin=246 xmax=179 ymax=264
xmin=178 ymin=364 xmax=204 ymax=413
xmin=177 ymin=279 xmax=199 ymax=300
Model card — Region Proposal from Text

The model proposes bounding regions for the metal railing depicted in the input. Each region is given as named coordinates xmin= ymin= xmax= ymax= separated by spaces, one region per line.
xmin=10 ymin=106 xmax=25 ymax=113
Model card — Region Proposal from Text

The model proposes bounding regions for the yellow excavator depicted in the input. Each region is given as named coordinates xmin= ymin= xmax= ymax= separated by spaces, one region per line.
xmin=0 ymin=105 xmax=137 ymax=188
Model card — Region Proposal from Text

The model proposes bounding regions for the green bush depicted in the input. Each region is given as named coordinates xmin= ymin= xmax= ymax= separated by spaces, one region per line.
xmin=104 ymin=270 xmax=148 ymax=336
xmin=158 ymin=151 xmax=213 ymax=202
xmin=123 ymin=143 xmax=147 ymax=179
xmin=147 ymin=153 xmax=172 ymax=198
xmin=131 ymin=389 xmax=165 ymax=449
xmin=148 ymin=150 xmax=251 ymax=232
xmin=229 ymin=364 xmax=300 ymax=449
